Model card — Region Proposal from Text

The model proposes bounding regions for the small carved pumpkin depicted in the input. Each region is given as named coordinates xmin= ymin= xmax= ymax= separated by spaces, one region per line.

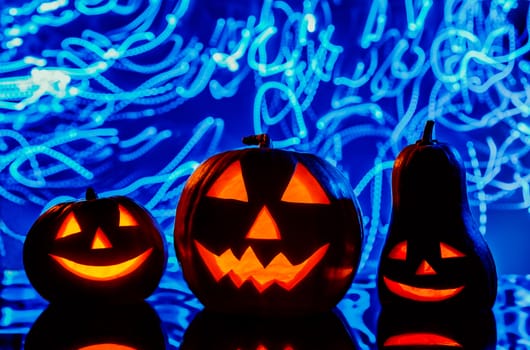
xmin=180 ymin=310 xmax=357 ymax=349
xmin=24 ymin=302 xmax=166 ymax=350
xmin=377 ymin=308 xmax=496 ymax=349
xmin=23 ymin=188 xmax=167 ymax=303
xmin=377 ymin=121 xmax=497 ymax=309
xmin=174 ymin=134 xmax=363 ymax=315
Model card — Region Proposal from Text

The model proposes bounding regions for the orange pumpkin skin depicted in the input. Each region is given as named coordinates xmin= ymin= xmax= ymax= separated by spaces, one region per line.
xmin=377 ymin=121 xmax=497 ymax=310
xmin=175 ymin=136 xmax=363 ymax=315
xmin=23 ymin=189 xmax=167 ymax=303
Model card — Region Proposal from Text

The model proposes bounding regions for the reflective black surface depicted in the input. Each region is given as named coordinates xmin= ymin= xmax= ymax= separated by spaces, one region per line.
xmin=1 ymin=270 xmax=529 ymax=349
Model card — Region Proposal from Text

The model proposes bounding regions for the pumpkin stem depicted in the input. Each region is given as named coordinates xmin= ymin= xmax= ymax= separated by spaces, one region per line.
xmin=242 ymin=134 xmax=271 ymax=148
xmin=86 ymin=187 xmax=98 ymax=200
xmin=421 ymin=120 xmax=435 ymax=144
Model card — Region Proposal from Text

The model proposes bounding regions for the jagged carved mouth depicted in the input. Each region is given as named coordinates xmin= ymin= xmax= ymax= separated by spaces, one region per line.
xmin=194 ymin=241 xmax=329 ymax=293
xmin=383 ymin=276 xmax=464 ymax=302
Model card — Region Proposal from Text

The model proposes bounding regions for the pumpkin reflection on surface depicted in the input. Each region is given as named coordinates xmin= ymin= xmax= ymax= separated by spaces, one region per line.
xmin=78 ymin=345 xmax=135 ymax=350
xmin=180 ymin=310 xmax=357 ymax=350
xmin=174 ymin=134 xmax=363 ymax=315
xmin=23 ymin=188 xmax=167 ymax=303
xmin=377 ymin=121 xmax=497 ymax=309
xmin=24 ymin=302 xmax=166 ymax=350
xmin=377 ymin=308 xmax=496 ymax=349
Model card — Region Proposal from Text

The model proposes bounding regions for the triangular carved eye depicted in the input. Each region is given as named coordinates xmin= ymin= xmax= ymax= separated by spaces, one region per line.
xmin=440 ymin=242 xmax=465 ymax=258
xmin=281 ymin=163 xmax=330 ymax=204
xmin=119 ymin=205 xmax=138 ymax=227
xmin=388 ymin=241 xmax=407 ymax=260
xmin=56 ymin=212 xmax=82 ymax=239
xmin=206 ymin=161 xmax=248 ymax=202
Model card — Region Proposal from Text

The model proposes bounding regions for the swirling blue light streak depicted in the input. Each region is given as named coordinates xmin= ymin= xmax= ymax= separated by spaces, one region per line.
xmin=1 ymin=0 xmax=529 ymax=278
xmin=360 ymin=0 xmax=387 ymax=49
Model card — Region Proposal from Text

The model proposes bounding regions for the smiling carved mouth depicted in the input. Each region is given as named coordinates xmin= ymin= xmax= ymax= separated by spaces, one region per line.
xmin=195 ymin=241 xmax=329 ymax=293
xmin=383 ymin=276 xmax=464 ymax=302
xmin=50 ymin=248 xmax=153 ymax=282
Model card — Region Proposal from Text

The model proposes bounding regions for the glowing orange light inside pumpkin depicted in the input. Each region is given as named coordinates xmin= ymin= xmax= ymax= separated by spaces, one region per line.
xmin=440 ymin=242 xmax=465 ymax=258
xmin=91 ymin=228 xmax=113 ymax=250
xmin=50 ymin=248 xmax=153 ymax=281
xmin=78 ymin=344 xmax=136 ymax=350
xmin=415 ymin=260 xmax=436 ymax=275
xmin=246 ymin=206 xmax=281 ymax=240
xmin=197 ymin=160 xmax=335 ymax=292
xmin=383 ymin=332 xmax=462 ymax=347
xmin=280 ymin=164 xmax=330 ymax=204
xmin=56 ymin=213 xmax=82 ymax=239
xmin=383 ymin=276 xmax=464 ymax=302
xmin=118 ymin=205 xmax=138 ymax=226
xmin=326 ymin=266 xmax=354 ymax=280
xmin=388 ymin=241 xmax=407 ymax=260
xmin=195 ymin=241 xmax=329 ymax=293
xmin=384 ymin=240 xmax=467 ymax=300
xmin=206 ymin=161 xmax=248 ymax=202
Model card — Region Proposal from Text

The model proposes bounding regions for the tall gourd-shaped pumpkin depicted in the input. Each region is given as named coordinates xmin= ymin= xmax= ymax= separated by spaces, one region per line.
xmin=175 ymin=134 xmax=363 ymax=315
xmin=24 ymin=188 xmax=167 ymax=303
xmin=377 ymin=121 xmax=497 ymax=309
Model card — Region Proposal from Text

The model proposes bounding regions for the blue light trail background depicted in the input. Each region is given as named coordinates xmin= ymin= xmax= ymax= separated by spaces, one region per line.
xmin=1 ymin=0 xmax=529 ymax=276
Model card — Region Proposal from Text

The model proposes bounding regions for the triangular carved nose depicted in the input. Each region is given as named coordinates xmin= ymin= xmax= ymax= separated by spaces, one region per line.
xmin=246 ymin=206 xmax=281 ymax=240
xmin=416 ymin=259 xmax=437 ymax=275
xmin=91 ymin=228 xmax=113 ymax=249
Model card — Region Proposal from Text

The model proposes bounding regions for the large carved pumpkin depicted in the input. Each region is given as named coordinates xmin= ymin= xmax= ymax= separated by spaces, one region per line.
xmin=23 ymin=188 xmax=167 ymax=303
xmin=24 ymin=302 xmax=166 ymax=349
xmin=180 ymin=310 xmax=357 ymax=349
xmin=174 ymin=134 xmax=363 ymax=315
xmin=377 ymin=121 xmax=497 ymax=309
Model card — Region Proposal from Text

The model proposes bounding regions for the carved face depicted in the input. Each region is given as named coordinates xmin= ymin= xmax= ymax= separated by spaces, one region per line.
xmin=196 ymin=160 xmax=332 ymax=293
xmin=175 ymin=148 xmax=363 ymax=315
xmin=381 ymin=240 xmax=466 ymax=302
xmin=25 ymin=302 xmax=166 ymax=350
xmin=24 ymin=191 xmax=167 ymax=302
xmin=49 ymin=205 xmax=154 ymax=282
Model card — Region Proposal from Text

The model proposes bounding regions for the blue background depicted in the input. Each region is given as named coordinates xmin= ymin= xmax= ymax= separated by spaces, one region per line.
xmin=1 ymin=0 xmax=529 ymax=277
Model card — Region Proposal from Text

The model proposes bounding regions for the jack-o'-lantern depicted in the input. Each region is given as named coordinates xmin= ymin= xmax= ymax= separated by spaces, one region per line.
xmin=174 ymin=134 xmax=363 ymax=315
xmin=23 ymin=188 xmax=167 ymax=303
xmin=24 ymin=301 xmax=166 ymax=349
xmin=377 ymin=308 xmax=496 ymax=349
xmin=377 ymin=121 xmax=497 ymax=309
xmin=180 ymin=310 xmax=357 ymax=349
